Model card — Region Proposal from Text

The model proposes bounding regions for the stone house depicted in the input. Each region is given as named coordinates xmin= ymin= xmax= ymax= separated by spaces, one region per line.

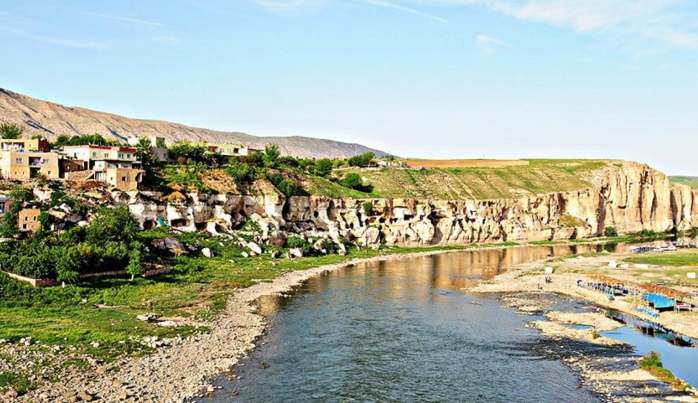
xmin=62 ymin=145 xmax=144 ymax=190
xmin=206 ymin=142 xmax=261 ymax=157
xmin=18 ymin=208 xmax=41 ymax=232
xmin=0 ymin=151 xmax=60 ymax=180
xmin=0 ymin=138 xmax=50 ymax=152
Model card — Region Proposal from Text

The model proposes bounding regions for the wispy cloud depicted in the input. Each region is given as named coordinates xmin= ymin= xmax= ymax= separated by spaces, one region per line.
xmin=364 ymin=0 xmax=449 ymax=24
xmin=24 ymin=33 xmax=106 ymax=49
xmin=476 ymin=34 xmax=506 ymax=46
xmin=87 ymin=13 xmax=168 ymax=27
xmin=422 ymin=0 xmax=698 ymax=50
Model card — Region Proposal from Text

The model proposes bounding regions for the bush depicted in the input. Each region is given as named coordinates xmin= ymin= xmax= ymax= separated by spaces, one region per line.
xmin=341 ymin=173 xmax=363 ymax=190
xmin=287 ymin=236 xmax=314 ymax=256
xmin=277 ymin=179 xmax=304 ymax=197
xmin=363 ymin=202 xmax=373 ymax=216
xmin=603 ymin=226 xmax=618 ymax=237
xmin=348 ymin=152 xmax=375 ymax=167
xmin=314 ymin=158 xmax=333 ymax=177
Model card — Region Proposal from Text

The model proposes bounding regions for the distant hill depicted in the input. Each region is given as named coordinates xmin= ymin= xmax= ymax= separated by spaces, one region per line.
xmin=669 ymin=176 xmax=698 ymax=189
xmin=0 ymin=88 xmax=387 ymax=159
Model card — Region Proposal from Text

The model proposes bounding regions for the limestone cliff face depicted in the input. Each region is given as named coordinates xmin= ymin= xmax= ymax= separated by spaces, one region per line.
xmin=123 ymin=163 xmax=698 ymax=247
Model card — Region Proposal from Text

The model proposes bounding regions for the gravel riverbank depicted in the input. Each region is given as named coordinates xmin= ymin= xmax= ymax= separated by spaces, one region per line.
xmin=11 ymin=249 xmax=473 ymax=403
xmin=472 ymin=253 xmax=698 ymax=402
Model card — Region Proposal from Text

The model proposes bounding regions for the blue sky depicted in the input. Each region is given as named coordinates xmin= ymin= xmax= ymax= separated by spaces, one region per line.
xmin=1 ymin=1 xmax=697 ymax=174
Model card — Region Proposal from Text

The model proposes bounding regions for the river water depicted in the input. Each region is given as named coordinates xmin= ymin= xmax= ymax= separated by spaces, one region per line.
xmin=205 ymin=244 xmax=688 ymax=402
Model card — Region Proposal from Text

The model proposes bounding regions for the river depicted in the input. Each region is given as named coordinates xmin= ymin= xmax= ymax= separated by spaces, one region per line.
xmin=204 ymin=244 xmax=690 ymax=402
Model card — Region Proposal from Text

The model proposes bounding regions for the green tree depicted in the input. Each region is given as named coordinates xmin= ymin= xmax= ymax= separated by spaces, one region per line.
xmin=0 ymin=122 xmax=25 ymax=139
xmin=136 ymin=138 xmax=162 ymax=188
xmin=86 ymin=206 xmax=140 ymax=246
xmin=38 ymin=211 xmax=53 ymax=231
xmin=53 ymin=134 xmax=71 ymax=147
xmin=0 ymin=202 xmax=21 ymax=238
xmin=348 ymin=152 xmax=375 ymax=167
xmin=126 ymin=248 xmax=144 ymax=281
xmin=314 ymin=158 xmax=333 ymax=177
xmin=264 ymin=143 xmax=281 ymax=168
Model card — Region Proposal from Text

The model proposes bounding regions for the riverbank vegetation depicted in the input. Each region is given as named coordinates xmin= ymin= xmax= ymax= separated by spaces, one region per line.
xmin=639 ymin=351 xmax=691 ymax=391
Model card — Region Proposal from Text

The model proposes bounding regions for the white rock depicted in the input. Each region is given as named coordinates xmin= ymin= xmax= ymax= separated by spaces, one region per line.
xmin=248 ymin=241 xmax=263 ymax=255
xmin=202 ymin=247 xmax=214 ymax=258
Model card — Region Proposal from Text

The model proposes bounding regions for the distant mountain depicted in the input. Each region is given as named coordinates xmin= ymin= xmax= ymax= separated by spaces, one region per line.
xmin=0 ymin=88 xmax=387 ymax=159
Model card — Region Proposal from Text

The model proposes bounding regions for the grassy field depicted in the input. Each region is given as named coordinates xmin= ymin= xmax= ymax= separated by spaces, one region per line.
xmin=669 ymin=176 xmax=698 ymax=189
xmin=398 ymin=159 xmax=529 ymax=169
xmin=623 ymin=250 xmax=698 ymax=267
xmin=332 ymin=159 xmax=610 ymax=200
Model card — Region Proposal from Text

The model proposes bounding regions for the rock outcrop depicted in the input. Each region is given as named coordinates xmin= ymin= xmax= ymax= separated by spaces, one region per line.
xmin=123 ymin=162 xmax=698 ymax=248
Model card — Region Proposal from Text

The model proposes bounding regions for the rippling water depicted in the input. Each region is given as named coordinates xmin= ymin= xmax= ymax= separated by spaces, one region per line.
xmin=208 ymin=245 xmax=626 ymax=402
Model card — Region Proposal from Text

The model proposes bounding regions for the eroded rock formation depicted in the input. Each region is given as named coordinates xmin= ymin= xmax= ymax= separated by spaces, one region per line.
xmin=122 ymin=162 xmax=698 ymax=248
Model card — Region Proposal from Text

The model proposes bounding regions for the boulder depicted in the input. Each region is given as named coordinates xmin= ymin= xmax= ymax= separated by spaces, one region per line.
xmin=202 ymin=248 xmax=213 ymax=258
xmin=268 ymin=231 xmax=288 ymax=247
xmin=289 ymin=247 xmax=304 ymax=258
xmin=248 ymin=241 xmax=263 ymax=255
xmin=151 ymin=237 xmax=189 ymax=256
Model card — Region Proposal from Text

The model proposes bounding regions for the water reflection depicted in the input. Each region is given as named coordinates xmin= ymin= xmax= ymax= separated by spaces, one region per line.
xmin=257 ymin=243 xmax=624 ymax=317
xmin=213 ymin=244 xmax=630 ymax=403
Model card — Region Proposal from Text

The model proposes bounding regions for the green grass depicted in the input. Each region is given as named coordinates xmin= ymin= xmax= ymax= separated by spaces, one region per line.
xmin=670 ymin=176 xmax=698 ymax=190
xmin=333 ymin=159 xmax=610 ymax=200
xmin=639 ymin=351 xmax=690 ymax=390
xmin=529 ymin=240 xmax=567 ymax=245
xmin=0 ymin=372 xmax=34 ymax=394
xmin=623 ymin=250 xmax=698 ymax=267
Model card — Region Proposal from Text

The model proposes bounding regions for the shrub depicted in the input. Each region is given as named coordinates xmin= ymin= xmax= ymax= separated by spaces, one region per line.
xmin=363 ymin=202 xmax=373 ymax=216
xmin=603 ymin=226 xmax=618 ymax=237
xmin=277 ymin=179 xmax=303 ymax=197
xmin=341 ymin=173 xmax=363 ymax=190
xmin=314 ymin=158 xmax=333 ymax=177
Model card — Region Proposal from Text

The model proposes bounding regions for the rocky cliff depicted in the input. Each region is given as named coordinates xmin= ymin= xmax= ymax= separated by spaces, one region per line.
xmin=123 ymin=162 xmax=698 ymax=248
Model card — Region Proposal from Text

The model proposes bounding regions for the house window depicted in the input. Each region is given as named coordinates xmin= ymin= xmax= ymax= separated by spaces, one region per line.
xmin=42 ymin=159 xmax=49 ymax=164
xmin=104 ymin=153 xmax=109 ymax=158
xmin=121 ymin=176 xmax=126 ymax=182
xmin=15 ymin=158 xmax=22 ymax=164
xmin=24 ymin=216 xmax=28 ymax=221
xmin=22 ymin=224 xmax=27 ymax=230
xmin=92 ymin=152 xmax=97 ymax=157
xmin=48 ymin=171 xmax=52 ymax=176
xmin=33 ymin=216 xmax=36 ymax=221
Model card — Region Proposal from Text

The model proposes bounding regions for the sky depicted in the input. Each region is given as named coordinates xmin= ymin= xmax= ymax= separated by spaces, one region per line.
xmin=1 ymin=1 xmax=697 ymax=174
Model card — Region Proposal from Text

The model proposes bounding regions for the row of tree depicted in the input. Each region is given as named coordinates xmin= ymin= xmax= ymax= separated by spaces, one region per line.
xmin=0 ymin=206 xmax=144 ymax=281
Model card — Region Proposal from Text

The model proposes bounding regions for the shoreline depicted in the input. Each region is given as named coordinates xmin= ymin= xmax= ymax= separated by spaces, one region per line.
xmin=15 ymin=240 xmax=681 ymax=402
xmin=23 ymin=244 xmax=523 ymax=402
xmin=472 ymin=253 xmax=698 ymax=400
